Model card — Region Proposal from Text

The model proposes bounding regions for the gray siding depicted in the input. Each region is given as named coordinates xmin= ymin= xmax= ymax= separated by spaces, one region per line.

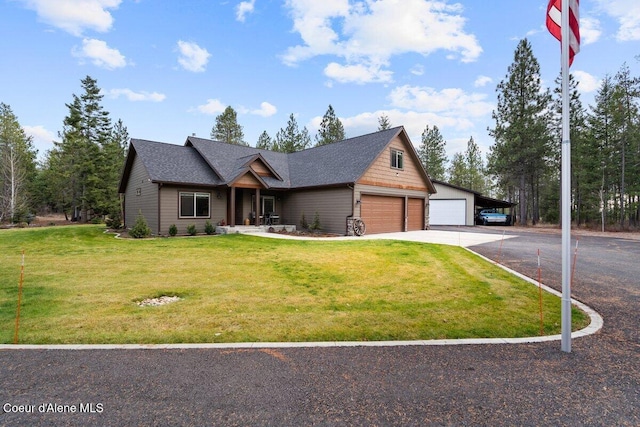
xmin=159 ymin=186 xmax=227 ymax=235
xmin=431 ymin=183 xmax=475 ymax=226
xmin=124 ymin=155 xmax=158 ymax=233
xmin=282 ymin=187 xmax=353 ymax=235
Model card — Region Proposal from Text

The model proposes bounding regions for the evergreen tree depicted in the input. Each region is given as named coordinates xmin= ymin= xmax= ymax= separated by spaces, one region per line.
xmin=551 ymin=72 xmax=590 ymax=225
xmin=586 ymin=75 xmax=618 ymax=229
xmin=256 ymin=130 xmax=273 ymax=150
xmin=44 ymin=76 xmax=125 ymax=222
xmin=464 ymin=136 xmax=487 ymax=193
xmin=0 ymin=103 xmax=38 ymax=222
xmin=610 ymin=64 xmax=640 ymax=228
xmin=447 ymin=153 xmax=467 ymax=188
xmin=377 ymin=114 xmax=391 ymax=130
xmin=210 ymin=106 xmax=246 ymax=145
xmin=274 ymin=114 xmax=311 ymax=153
xmin=487 ymin=39 xmax=553 ymax=225
xmin=315 ymin=104 xmax=345 ymax=146
xmin=418 ymin=125 xmax=447 ymax=180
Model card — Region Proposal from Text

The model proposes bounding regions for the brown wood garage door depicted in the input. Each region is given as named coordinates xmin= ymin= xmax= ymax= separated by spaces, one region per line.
xmin=361 ymin=195 xmax=404 ymax=234
xmin=407 ymin=198 xmax=425 ymax=231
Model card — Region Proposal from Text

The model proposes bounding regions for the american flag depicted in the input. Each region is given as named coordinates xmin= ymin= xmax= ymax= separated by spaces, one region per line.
xmin=546 ymin=0 xmax=580 ymax=66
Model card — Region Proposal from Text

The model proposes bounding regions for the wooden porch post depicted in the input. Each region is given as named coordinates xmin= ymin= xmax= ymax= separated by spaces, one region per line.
xmin=255 ymin=188 xmax=261 ymax=225
xmin=230 ymin=186 xmax=236 ymax=227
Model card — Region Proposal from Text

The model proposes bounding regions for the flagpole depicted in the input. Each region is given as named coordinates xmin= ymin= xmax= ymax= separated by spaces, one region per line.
xmin=560 ymin=0 xmax=572 ymax=353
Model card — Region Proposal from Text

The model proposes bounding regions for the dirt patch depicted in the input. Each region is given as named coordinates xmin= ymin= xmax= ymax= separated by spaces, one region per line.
xmin=136 ymin=296 xmax=182 ymax=307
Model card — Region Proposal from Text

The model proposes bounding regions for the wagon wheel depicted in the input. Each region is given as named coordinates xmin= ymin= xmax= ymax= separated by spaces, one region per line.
xmin=353 ymin=218 xmax=366 ymax=236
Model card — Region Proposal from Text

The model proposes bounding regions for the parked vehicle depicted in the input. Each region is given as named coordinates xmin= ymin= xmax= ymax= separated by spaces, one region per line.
xmin=476 ymin=209 xmax=511 ymax=225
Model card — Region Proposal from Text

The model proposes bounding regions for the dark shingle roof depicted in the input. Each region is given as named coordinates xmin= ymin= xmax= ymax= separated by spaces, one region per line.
xmin=126 ymin=139 xmax=221 ymax=187
xmin=120 ymin=126 xmax=434 ymax=192
xmin=186 ymin=137 xmax=292 ymax=188
xmin=287 ymin=127 xmax=402 ymax=188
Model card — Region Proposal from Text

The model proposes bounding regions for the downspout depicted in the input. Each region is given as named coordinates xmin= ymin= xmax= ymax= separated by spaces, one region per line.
xmin=157 ymin=183 xmax=162 ymax=236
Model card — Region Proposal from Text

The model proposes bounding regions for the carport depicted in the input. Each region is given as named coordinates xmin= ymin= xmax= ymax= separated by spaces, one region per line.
xmin=430 ymin=180 xmax=516 ymax=226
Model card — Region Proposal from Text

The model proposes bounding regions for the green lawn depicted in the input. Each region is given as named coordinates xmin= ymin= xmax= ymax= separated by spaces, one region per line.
xmin=0 ymin=225 xmax=589 ymax=344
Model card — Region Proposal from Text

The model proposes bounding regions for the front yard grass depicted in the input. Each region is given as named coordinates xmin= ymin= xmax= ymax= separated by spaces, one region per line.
xmin=0 ymin=225 xmax=589 ymax=344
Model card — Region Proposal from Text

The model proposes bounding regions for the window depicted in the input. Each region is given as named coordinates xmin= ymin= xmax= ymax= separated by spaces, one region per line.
xmin=180 ymin=192 xmax=210 ymax=218
xmin=391 ymin=149 xmax=404 ymax=169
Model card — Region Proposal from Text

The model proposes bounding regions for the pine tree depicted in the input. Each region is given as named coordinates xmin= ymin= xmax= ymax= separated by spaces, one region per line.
xmin=377 ymin=114 xmax=391 ymax=130
xmin=44 ymin=76 xmax=124 ymax=222
xmin=611 ymin=64 xmax=640 ymax=228
xmin=488 ymin=39 xmax=553 ymax=225
xmin=274 ymin=114 xmax=311 ymax=153
xmin=418 ymin=125 xmax=447 ymax=180
xmin=315 ymin=105 xmax=345 ymax=146
xmin=210 ymin=106 xmax=246 ymax=145
xmin=464 ymin=136 xmax=487 ymax=193
xmin=0 ymin=103 xmax=38 ymax=222
xmin=256 ymin=130 xmax=273 ymax=150
xmin=447 ymin=153 xmax=467 ymax=188
xmin=586 ymin=75 xmax=619 ymax=229
xmin=551 ymin=72 xmax=590 ymax=225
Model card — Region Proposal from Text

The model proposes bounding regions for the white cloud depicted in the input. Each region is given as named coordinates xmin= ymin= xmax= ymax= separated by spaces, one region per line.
xmin=594 ymin=0 xmax=640 ymax=41
xmin=282 ymin=0 xmax=482 ymax=84
xmin=474 ymin=75 xmax=493 ymax=88
xmin=19 ymin=0 xmax=121 ymax=36
xmin=177 ymin=41 xmax=211 ymax=72
xmin=324 ymin=62 xmax=393 ymax=84
xmin=22 ymin=125 xmax=56 ymax=154
xmin=388 ymin=85 xmax=493 ymax=118
xmin=250 ymin=102 xmax=277 ymax=117
xmin=192 ymin=99 xmax=226 ymax=115
xmin=236 ymin=0 xmax=256 ymax=22
xmin=107 ymin=89 xmax=166 ymax=102
xmin=72 ymin=38 xmax=127 ymax=69
xmin=580 ymin=16 xmax=602 ymax=45
xmin=410 ymin=64 xmax=425 ymax=76
xmin=573 ymin=70 xmax=601 ymax=93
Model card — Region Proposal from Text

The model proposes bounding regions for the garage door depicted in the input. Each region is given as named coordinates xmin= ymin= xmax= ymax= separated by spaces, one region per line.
xmin=430 ymin=199 xmax=467 ymax=225
xmin=407 ymin=198 xmax=425 ymax=231
xmin=361 ymin=195 xmax=404 ymax=234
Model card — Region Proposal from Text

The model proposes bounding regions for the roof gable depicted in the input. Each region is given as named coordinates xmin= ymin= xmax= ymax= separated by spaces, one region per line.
xmin=119 ymin=127 xmax=435 ymax=193
xmin=118 ymin=139 xmax=221 ymax=192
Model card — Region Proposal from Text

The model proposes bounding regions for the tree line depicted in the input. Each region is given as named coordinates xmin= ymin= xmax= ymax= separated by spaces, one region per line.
xmin=2 ymin=44 xmax=639 ymax=231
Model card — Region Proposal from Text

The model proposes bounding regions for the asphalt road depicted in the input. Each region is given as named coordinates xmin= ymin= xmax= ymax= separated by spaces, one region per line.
xmin=1 ymin=228 xmax=638 ymax=426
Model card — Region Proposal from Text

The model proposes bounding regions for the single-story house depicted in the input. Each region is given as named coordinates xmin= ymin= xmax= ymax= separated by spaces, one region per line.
xmin=430 ymin=179 xmax=516 ymax=226
xmin=118 ymin=126 xmax=437 ymax=236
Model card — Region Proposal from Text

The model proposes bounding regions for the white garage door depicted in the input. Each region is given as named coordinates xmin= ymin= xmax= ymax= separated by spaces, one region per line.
xmin=430 ymin=199 xmax=467 ymax=225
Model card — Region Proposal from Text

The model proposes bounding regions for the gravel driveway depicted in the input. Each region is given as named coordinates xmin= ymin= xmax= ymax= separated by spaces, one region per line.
xmin=1 ymin=227 xmax=638 ymax=426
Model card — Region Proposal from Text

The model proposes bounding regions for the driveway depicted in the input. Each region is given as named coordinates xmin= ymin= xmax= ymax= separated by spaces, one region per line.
xmin=0 ymin=227 xmax=638 ymax=426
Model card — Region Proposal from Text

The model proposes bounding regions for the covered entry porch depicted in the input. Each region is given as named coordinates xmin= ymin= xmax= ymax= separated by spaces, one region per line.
xmin=227 ymin=186 xmax=285 ymax=227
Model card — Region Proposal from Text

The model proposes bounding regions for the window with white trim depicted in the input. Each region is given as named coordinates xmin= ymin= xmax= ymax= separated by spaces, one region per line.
xmin=179 ymin=192 xmax=210 ymax=218
xmin=391 ymin=149 xmax=404 ymax=169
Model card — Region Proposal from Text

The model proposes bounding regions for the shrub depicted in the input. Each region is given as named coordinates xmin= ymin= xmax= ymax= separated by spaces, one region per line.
xmin=187 ymin=224 xmax=197 ymax=236
xmin=105 ymin=209 xmax=123 ymax=229
xmin=310 ymin=211 xmax=321 ymax=231
xmin=300 ymin=211 xmax=308 ymax=230
xmin=129 ymin=211 xmax=151 ymax=238
xmin=204 ymin=220 xmax=215 ymax=235
xmin=168 ymin=224 xmax=178 ymax=237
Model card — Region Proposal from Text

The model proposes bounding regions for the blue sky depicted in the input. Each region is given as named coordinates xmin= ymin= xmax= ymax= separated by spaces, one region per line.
xmin=1 ymin=0 xmax=639 ymax=163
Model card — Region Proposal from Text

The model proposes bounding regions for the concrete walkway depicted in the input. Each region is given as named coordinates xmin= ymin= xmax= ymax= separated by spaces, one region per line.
xmin=271 ymin=229 xmax=518 ymax=247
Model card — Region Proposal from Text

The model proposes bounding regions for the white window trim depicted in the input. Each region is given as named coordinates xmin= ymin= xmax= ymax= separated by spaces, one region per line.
xmin=391 ymin=149 xmax=404 ymax=170
xmin=179 ymin=192 xmax=211 ymax=219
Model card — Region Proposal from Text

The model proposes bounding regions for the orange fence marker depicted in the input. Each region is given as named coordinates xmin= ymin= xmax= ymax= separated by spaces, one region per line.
xmin=13 ymin=250 xmax=25 ymax=344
